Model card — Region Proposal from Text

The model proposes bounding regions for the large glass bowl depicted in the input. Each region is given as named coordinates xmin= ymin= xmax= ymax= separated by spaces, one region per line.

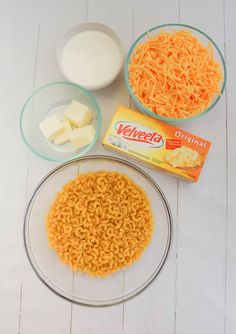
xmin=124 ymin=23 xmax=226 ymax=122
xmin=24 ymin=155 xmax=172 ymax=307
xmin=20 ymin=81 xmax=101 ymax=162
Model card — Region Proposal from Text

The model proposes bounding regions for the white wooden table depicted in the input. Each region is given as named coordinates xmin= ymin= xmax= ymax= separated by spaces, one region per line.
xmin=1 ymin=0 xmax=235 ymax=333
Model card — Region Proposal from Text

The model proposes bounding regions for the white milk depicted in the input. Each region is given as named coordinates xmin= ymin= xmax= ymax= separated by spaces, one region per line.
xmin=61 ymin=30 xmax=122 ymax=89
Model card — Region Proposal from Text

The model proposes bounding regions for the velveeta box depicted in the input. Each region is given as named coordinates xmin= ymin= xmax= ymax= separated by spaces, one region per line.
xmin=102 ymin=106 xmax=211 ymax=182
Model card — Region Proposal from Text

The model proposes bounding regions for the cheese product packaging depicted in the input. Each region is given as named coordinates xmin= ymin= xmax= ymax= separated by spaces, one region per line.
xmin=102 ymin=106 xmax=211 ymax=182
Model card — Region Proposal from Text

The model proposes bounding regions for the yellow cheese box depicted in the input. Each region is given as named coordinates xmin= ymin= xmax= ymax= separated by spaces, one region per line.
xmin=102 ymin=105 xmax=211 ymax=182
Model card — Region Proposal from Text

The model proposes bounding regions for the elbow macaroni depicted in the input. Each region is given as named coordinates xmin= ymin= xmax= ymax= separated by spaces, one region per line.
xmin=164 ymin=146 xmax=201 ymax=168
xmin=46 ymin=171 xmax=154 ymax=277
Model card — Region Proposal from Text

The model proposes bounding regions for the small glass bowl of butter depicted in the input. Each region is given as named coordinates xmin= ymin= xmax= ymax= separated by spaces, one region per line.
xmin=20 ymin=81 xmax=101 ymax=162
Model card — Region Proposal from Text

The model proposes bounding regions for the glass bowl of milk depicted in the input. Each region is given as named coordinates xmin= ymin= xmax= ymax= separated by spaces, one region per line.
xmin=57 ymin=22 xmax=124 ymax=90
xmin=20 ymin=81 xmax=101 ymax=162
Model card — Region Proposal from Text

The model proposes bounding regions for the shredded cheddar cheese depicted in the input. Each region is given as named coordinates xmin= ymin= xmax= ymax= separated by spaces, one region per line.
xmin=129 ymin=30 xmax=223 ymax=119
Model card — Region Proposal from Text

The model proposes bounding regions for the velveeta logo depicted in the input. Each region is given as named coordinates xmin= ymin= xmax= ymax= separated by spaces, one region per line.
xmin=115 ymin=121 xmax=164 ymax=148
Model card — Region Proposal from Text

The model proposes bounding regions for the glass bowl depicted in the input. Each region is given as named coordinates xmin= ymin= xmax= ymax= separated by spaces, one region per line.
xmin=20 ymin=81 xmax=101 ymax=162
xmin=57 ymin=22 xmax=124 ymax=90
xmin=24 ymin=155 xmax=172 ymax=307
xmin=124 ymin=23 xmax=227 ymax=123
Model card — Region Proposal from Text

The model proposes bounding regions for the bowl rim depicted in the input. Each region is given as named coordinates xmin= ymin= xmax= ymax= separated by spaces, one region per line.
xmin=124 ymin=23 xmax=227 ymax=122
xmin=19 ymin=81 xmax=102 ymax=162
xmin=23 ymin=154 xmax=173 ymax=307
xmin=56 ymin=22 xmax=125 ymax=90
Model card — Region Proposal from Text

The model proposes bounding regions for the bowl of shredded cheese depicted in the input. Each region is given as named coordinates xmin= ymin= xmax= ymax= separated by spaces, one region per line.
xmin=124 ymin=23 xmax=226 ymax=122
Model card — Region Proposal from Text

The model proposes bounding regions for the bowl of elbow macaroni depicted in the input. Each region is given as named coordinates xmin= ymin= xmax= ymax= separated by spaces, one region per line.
xmin=24 ymin=155 xmax=172 ymax=306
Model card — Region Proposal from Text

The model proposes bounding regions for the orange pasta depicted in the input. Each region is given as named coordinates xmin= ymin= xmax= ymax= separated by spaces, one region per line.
xmin=129 ymin=30 xmax=223 ymax=119
xmin=46 ymin=171 xmax=153 ymax=277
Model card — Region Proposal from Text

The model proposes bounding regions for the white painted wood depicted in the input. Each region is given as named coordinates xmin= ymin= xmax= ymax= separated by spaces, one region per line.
xmin=175 ymin=1 xmax=227 ymax=334
xmin=0 ymin=0 xmax=235 ymax=333
xmin=123 ymin=1 xmax=179 ymax=334
xmin=16 ymin=1 xmax=87 ymax=334
xmin=225 ymin=0 xmax=236 ymax=333
xmin=0 ymin=1 xmax=38 ymax=333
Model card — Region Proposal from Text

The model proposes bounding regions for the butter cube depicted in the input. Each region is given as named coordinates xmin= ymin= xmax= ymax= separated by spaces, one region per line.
xmin=64 ymin=100 xmax=92 ymax=127
xmin=54 ymin=120 xmax=72 ymax=145
xmin=39 ymin=115 xmax=64 ymax=141
xmin=70 ymin=125 xmax=95 ymax=149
